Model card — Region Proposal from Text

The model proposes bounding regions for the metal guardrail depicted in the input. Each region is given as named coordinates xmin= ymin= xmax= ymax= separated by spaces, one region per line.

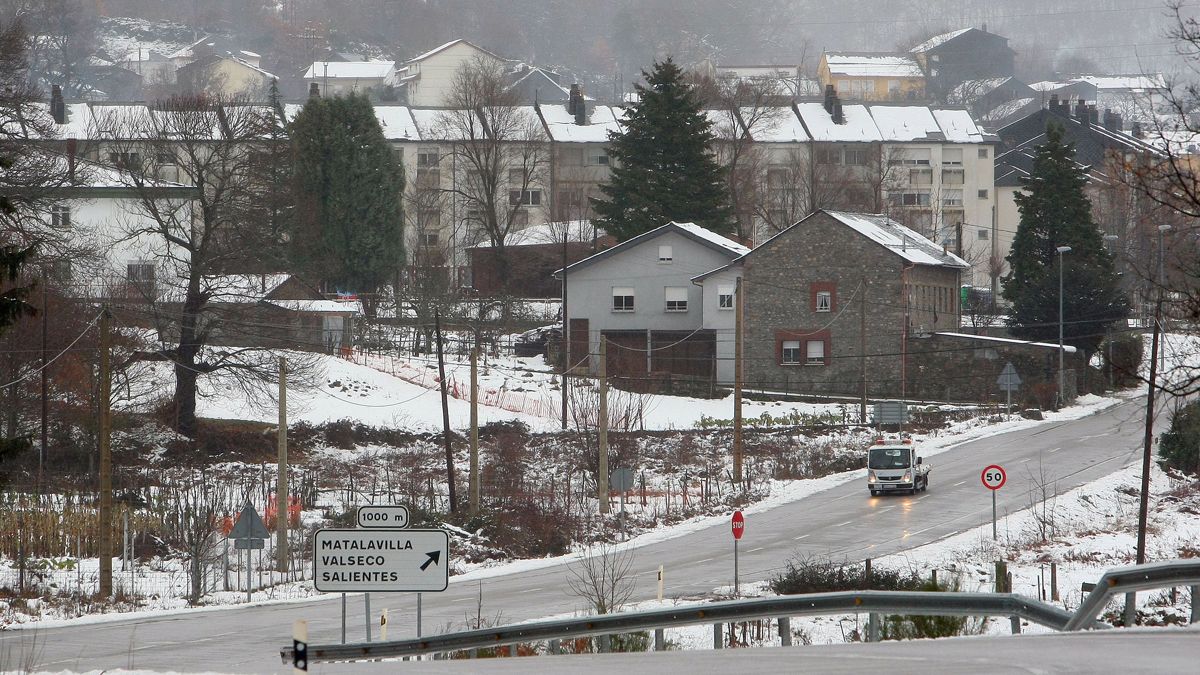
xmin=280 ymin=559 xmax=1200 ymax=664
xmin=1064 ymin=559 xmax=1200 ymax=631
xmin=281 ymin=590 xmax=1074 ymax=663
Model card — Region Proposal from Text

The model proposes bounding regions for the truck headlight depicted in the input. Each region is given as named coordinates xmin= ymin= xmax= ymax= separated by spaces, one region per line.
xmin=903 ymin=471 xmax=912 ymax=483
xmin=868 ymin=471 xmax=877 ymax=482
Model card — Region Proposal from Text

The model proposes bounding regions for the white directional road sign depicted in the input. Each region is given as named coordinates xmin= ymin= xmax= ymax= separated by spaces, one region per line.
xmin=313 ymin=528 xmax=449 ymax=593
xmin=357 ymin=505 xmax=410 ymax=529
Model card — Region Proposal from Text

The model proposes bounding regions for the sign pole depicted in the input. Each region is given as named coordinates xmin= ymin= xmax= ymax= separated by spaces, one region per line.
xmin=992 ymin=490 xmax=997 ymax=541
xmin=417 ymin=592 xmax=423 ymax=638
xmin=734 ymin=538 xmax=739 ymax=597
xmin=341 ymin=593 xmax=346 ymax=644
xmin=364 ymin=592 xmax=372 ymax=642
xmin=245 ymin=548 xmax=251 ymax=603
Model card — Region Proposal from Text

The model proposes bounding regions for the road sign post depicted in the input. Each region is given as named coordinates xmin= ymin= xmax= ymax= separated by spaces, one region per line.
xmin=731 ymin=511 xmax=745 ymax=596
xmin=313 ymin=529 xmax=449 ymax=593
xmin=997 ymin=363 xmax=1022 ymax=415
xmin=611 ymin=468 xmax=635 ymax=537
xmin=228 ymin=503 xmax=270 ymax=603
xmin=982 ymin=465 xmax=1007 ymax=541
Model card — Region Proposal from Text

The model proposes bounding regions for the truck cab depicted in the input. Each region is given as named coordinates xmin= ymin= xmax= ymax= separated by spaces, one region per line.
xmin=867 ymin=438 xmax=929 ymax=496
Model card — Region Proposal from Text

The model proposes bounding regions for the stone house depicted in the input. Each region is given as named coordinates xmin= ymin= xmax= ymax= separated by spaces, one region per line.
xmin=720 ymin=210 xmax=966 ymax=397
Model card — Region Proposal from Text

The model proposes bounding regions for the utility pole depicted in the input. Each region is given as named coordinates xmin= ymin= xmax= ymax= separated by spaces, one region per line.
xmin=469 ymin=346 xmax=480 ymax=515
xmin=434 ymin=309 xmax=458 ymax=513
xmin=1128 ymin=293 xmax=1163 ymax=625
xmin=732 ymin=277 xmax=744 ymax=484
xmin=598 ymin=337 xmax=609 ymax=514
xmin=98 ymin=306 xmax=113 ymax=597
xmin=276 ymin=356 xmax=288 ymax=573
xmin=561 ymin=225 xmax=569 ymax=430
xmin=39 ymin=274 xmax=48 ymax=492
xmin=859 ymin=280 xmax=867 ymax=424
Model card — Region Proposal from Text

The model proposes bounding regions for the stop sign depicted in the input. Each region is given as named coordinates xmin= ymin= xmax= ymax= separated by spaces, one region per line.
xmin=731 ymin=511 xmax=745 ymax=540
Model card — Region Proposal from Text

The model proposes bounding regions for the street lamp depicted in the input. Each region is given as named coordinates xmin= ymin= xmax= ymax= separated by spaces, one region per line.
xmin=1103 ymin=235 xmax=1120 ymax=389
xmin=1056 ymin=246 xmax=1072 ymax=403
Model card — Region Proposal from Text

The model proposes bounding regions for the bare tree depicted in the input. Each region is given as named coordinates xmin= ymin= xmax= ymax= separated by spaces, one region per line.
xmin=101 ymin=95 xmax=303 ymax=436
xmin=18 ymin=0 xmax=97 ymax=98
xmin=164 ymin=473 xmax=235 ymax=604
xmin=566 ymin=543 xmax=636 ymax=615
xmin=437 ymin=55 xmax=549 ymax=286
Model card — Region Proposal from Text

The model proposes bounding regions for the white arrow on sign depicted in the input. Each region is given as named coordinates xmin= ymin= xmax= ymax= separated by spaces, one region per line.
xmin=313 ymin=528 xmax=449 ymax=593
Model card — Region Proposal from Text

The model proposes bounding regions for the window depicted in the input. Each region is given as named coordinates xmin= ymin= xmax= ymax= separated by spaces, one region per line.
xmin=420 ymin=231 xmax=440 ymax=247
xmin=767 ymin=168 xmax=790 ymax=187
xmin=127 ymin=261 xmax=155 ymax=297
xmin=843 ymin=147 xmax=869 ymax=166
xmin=556 ymin=189 xmax=585 ymax=220
xmin=781 ymin=340 xmax=801 ymax=364
xmin=888 ymin=79 xmax=901 ymax=97
xmin=942 ymin=190 xmax=963 ymax=207
xmin=806 ymin=339 xmax=826 ymax=365
xmin=613 ymin=287 xmax=634 ymax=312
xmin=415 ymin=168 xmax=440 ymax=188
xmin=658 ymin=245 xmax=673 ymax=263
xmin=816 ymin=291 xmax=832 ymax=312
xmin=718 ymin=284 xmax=734 ymax=310
xmin=977 ymin=189 xmax=989 ymax=199
xmin=50 ymin=204 xmax=70 ymax=228
xmin=893 ymin=148 xmax=931 ymax=166
xmin=417 ymin=147 xmax=439 ymax=167
xmin=585 ymin=149 xmax=609 ymax=166
xmin=509 ymin=189 xmax=542 ymax=205
xmin=977 ymin=228 xmax=990 ymax=240
xmin=108 ymin=151 xmax=140 ymax=170
xmin=816 ymin=147 xmax=841 ymax=165
xmin=941 ymin=168 xmax=964 ymax=185
xmin=391 ymin=146 xmax=404 ymax=162
xmin=978 ymin=147 xmax=989 ymax=158
xmin=909 ymin=168 xmax=933 ymax=185
xmin=895 ymin=191 xmax=931 ymax=207
xmin=942 ymin=148 xmax=963 ymax=166
xmin=665 ymin=286 xmax=688 ymax=312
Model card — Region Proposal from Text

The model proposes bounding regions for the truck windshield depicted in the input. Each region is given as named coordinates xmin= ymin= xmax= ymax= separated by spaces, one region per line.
xmin=869 ymin=447 xmax=911 ymax=469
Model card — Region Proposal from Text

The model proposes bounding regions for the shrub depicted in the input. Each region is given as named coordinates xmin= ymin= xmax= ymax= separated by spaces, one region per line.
xmin=1104 ymin=332 xmax=1144 ymax=388
xmin=770 ymin=557 xmax=925 ymax=595
xmin=1160 ymin=401 xmax=1200 ymax=476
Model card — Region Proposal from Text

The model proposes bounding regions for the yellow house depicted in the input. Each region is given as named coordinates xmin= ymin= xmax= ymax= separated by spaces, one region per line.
xmin=177 ymin=53 xmax=276 ymax=98
xmin=818 ymin=52 xmax=926 ymax=101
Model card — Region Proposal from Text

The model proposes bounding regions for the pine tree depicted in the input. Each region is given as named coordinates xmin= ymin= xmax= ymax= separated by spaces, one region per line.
xmin=592 ymin=58 xmax=733 ymax=241
xmin=1002 ymin=121 xmax=1128 ymax=354
xmin=289 ymin=93 xmax=405 ymax=314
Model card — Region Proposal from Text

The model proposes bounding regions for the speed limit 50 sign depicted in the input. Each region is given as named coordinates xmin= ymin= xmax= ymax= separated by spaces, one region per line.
xmin=981 ymin=465 xmax=1007 ymax=490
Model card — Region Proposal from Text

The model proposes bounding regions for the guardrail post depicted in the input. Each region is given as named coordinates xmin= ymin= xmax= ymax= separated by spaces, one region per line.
xmin=1192 ymin=586 xmax=1200 ymax=624
xmin=778 ymin=617 xmax=792 ymax=646
xmin=654 ymin=628 xmax=665 ymax=651
xmin=713 ymin=623 xmax=723 ymax=649
xmin=995 ymin=561 xmax=1008 ymax=593
xmin=1051 ymin=563 xmax=1059 ymax=601
xmin=1009 ymin=616 xmax=1021 ymax=634
xmin=597 ymin=635 xmax=610 ymax=653
xmin=548 ymin=639 xmax=559 ymax=655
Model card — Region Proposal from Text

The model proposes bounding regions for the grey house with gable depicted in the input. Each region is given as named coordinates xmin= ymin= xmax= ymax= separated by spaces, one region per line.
xmin=555 ymin=222 xmax=748 ymax=385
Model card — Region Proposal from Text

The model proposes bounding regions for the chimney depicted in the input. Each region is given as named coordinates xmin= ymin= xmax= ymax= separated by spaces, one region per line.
xmin=832 ymin=99 xmax=844 ymax=124
xmin=1048 ymin=93 xmax=1059 ymax=113
xmin=1131 ymin=122 xmax=1144 ymax=139
xmin=50 ymin=84 xmax=65 ymax=124
xmin=308 ymin=82 xmax=320 ymax=98
xmin=824 ymin=83 xmax=835 ymax=113
xmin=1102 ymin=108 xmax=1122 ymax=132
xmin=1088 ymin=105 xmax=1099 ymax=126
xmin=1075 ymin=100 xmax=1089 ymax=126
xmin=569 ymin=84 xmax=587 ymax=125
xmin=66 ymin=137 xmax=76 ymax=183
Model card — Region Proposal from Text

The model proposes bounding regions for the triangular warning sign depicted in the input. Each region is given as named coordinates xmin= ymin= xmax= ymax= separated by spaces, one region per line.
xmin=228 ymin=502 xmax=271 ymax=540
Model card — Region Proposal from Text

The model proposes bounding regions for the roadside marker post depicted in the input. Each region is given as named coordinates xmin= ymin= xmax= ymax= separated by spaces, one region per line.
xmin=657 ymin=564 xmax=664 ymax=602
xmin=982 ymin=465 xmax=1007 ymax=541
xmin=292 ymin=619 xmax=308 ymax=673
xmin=731 ymin=511 xmax=745 ymax=596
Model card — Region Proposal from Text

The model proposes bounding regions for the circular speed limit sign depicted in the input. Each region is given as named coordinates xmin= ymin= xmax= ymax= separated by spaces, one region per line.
xmin=981 ymin=465 xmax=1007 ymax=490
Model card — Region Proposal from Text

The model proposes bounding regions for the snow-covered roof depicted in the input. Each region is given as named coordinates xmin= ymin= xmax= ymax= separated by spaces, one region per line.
xmin=910 ymin=28 xmax=973 ymax=54
xmin=948 ymin=77 xmax=1015 ymax=103
xmin=265 ymin=300 xmax=359 ymax=314
xmin=374 ymin=105 xmax=420 ymax=140
xmin=930 ymin=109 xmax=988 ymax=143
xmin=870 ymin=106 xmax=943 ymax=142
xmin=823 ymin=52 xmax=923 ymax=78
xmin=471 ymin=221 xmax=606 ymax=248
xmin=745 ymin=107 xmax=810 ymax=142
xmin=674 ymin=222 xmax=750 ymax=255
xmin=204 ymin=274 xmax=292 ymax=302
xmin=795 ymin=102 xmax=882 ymax=142
xmin=824 ymin=211 xmax=968 ymax=268
xmin=538 ymin=104 xmax=623 ymax=143
xmin=404 ymin=38 xmax=502 ymax=65
xmin=1071 ymin=74 xmax=1166 ymax=92
xmin=935 ymin=332 xmax=1077 ymax=353
xmin=982 ymin=97 xmax=1037 ymax=125
xmin=303 ymin=60 xmax=395 ymax=80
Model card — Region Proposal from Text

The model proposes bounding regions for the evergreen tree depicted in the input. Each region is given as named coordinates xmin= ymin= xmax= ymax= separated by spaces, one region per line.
xmin=592 ymin=58 xmax=733 ymax=241
xmin=290 ymin=93 xmax=405 ymax=313
xmin=1002 ymin=121 xmax=1128 ymax=354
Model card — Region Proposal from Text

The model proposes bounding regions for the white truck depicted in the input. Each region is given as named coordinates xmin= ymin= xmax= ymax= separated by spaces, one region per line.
xmin=867 ymin=438 xmax=929 ymax=496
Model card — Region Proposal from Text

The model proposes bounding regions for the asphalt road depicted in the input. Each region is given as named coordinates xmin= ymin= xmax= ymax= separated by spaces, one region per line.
xmin=0 ymin=399 xmax=1156 ymax=673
